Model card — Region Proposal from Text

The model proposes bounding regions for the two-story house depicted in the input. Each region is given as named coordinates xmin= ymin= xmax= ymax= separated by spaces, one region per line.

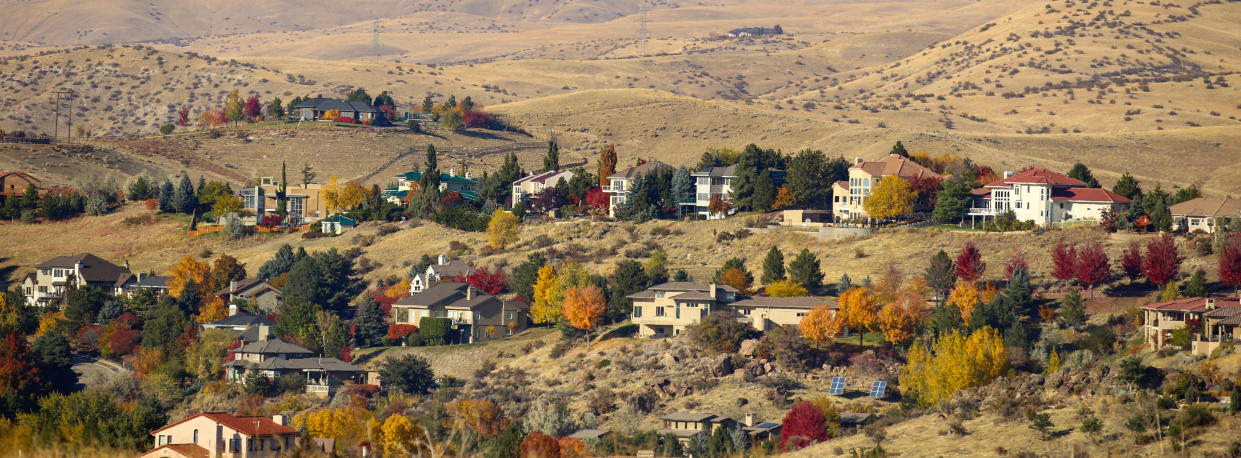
xmin=114 ymin=272 xmax=170 ymax=297
xmin=223 ymin=328 xmax=315 ymax=382
xmin=690 ymin=165 xmax=736 ymax=219
xmin=22 ymin=253 xmax=131 ymax=306
xmin=511 ymin=170 xmax=575 ymax=207
xmin=410 ymin=254 xmax=473 ymax=294
xmin=143 ymin=412 xmax=298 ymax=458
xmin=215 ymin=279 xmax=284 ymax=314
xmin=1169 ymin=197 xmax=1241 ymax=234
xmin=392 ymin=282 xmax=529 ymax=343
xmin=1142 ymin=296 xmax=1241 ymax=355
xmin=628 ymin=282 xmax=739 ymax=338
xmin=222 ymin=326 xmax=363 ymax=395
xmin=831 ymin=154 xmax=939 ymax=222
xmin=657 ymin=412 xmax=737 ymax=444
xmin=381 ymin=169 xmax=479 ymax=205
xmin=604 ymin=161 xmax=672 ymax=217
xmin=967 ymin=168 xmax=1132 ymax=227
xmin=0 ymin=171 xmax=41 ymax=196
xmin=239 ymin=176 xmax=328 ymax=226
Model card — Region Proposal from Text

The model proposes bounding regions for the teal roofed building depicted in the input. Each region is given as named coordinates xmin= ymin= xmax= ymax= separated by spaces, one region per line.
xmin=321 ymin=214 xmax=357 ymax=235
xmin=382 ymin=168 xmax=479 ymax=205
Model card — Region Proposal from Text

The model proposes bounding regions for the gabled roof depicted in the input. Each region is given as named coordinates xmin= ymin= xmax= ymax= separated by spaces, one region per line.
xmin=151 ymin=413 xmax=296 ymax=437
xmin=729 ymin=296 xmax=836 ymax=310
xmin=692 ymin=164 xmax=737 ymax=178
xmin=661 ymin=412 xmax=721 ymax=422
xmin=143 ymin=443 xmax=209 ymax=458
xmin=237 ymin=338 xmax=314 ymax=356
xmin=984 ymin=168 xmax=1086 ymax=188
xmin=322 ymin=214 xmax=356 ymax=225
xmin=833 ymin=180 xmax=849 ymax=190
xmin=292 ymin=97 xmax=381 ymax=113
xmin=0 ymin=171 xmax=40 ymax=184
xmin=393 ymin=171 xmax=477 ymax=184
xmin=851 ymin=154 xmax=937 ymax=180
xmin=1141 ymin=297 xmax=1240 ymax=312
xmin=214 ymin=278 xmax=281 ymax=299
xmin=36 ymin=253 xmax=130 ymax=283
xmin=1050 ymin=188 xmax=1132 ymax=204
xmin=429 ymin=259 xmax=473 ymax=279
xmin=257 ymin=356 xmax=363 ymax=372
xmin=394 ymin=282 xmax=495 ymax=310
xmin=568 ymin=429 xmax=612 ymax=440
xmin=514 ymin=170 xmax=574 ymax=186
xmin=1169 ymin=197 xmax=1241 ymax=218
xmin=608 ymin=161 xmax=672 ymax=180
xmin=206 ymin=312 xmax=275 ymax=328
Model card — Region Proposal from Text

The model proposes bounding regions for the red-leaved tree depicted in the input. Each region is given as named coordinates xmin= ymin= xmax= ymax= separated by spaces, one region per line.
xmin=177 ymin=106 xmax=190 ymax=126
xmin=584 ymin=188 xmax=609 ymax=211
xmin=454 ymin=267 xmax=507 ymax=295
xmin=1142 ymin=233 xmax=1182 ymax=286
xmin=0 ymin=331 xmax=52 ymax=416
xmin=519 ymin=431 xmax=559 ymax=458
xmin=1120 ymin=241 xmax=1143 ymax=283
xmin=1074 ymin=243 xmax=1110 ymax=292
xmin=1051 ymin=239 xmax=1077 ymax=283
xmin=243 ymin=96 xmax=262 ymax=120
xmin=780 ymin=401 xmax=828 ymax=452
xmin=1004 ymin=250 xmax=1028 ymax=281
xmin=1219 ymin=235 xmax=1241 ymax=296
xmin=954 ymin=242 xmax=986 ymax=283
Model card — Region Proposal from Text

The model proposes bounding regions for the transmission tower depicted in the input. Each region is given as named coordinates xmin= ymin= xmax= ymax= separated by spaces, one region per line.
xmin=52 ymin=90 xmax=71 ymax=141
xmin=372 ymin=19 xmax=381 ymax=61
xmin=638 ymin=4 xmax=648 ymax=58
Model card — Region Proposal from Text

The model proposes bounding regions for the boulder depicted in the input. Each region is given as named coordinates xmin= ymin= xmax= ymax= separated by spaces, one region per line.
xmin=738 ymin=339 xmax=758 ymax=357
xmin=709 ymin=354 xmax=734 ymax=377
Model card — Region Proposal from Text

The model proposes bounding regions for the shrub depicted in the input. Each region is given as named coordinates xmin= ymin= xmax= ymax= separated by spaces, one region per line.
xmin=159 ymin=123 xmax=174 ymax=135
xmin=338 ymin=116 xmax=355 ymax=124
xmin=379 ymin=354 xmax=435 ymax=394
xmin=419 ymin=317 xmax=452 ymax=346
xmin=387 ymin=324 xmax=418 ymax=340
xmin=686 ymin=312 xmax=752 ymax=353
xmin=275 ymin=373 xmax=306 ymax=394
xmin=780 ymin=401 xmax=828 ymax=451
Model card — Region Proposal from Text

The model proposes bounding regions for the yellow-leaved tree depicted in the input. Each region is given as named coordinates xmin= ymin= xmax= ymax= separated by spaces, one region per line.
xmin=838 ymin=287 xmax=880 ymax=345
xmin=339 ymin=180 xmax=368 ymax=211
xmin=487 ymin=209 xmax=520 ymax=250
xmin=381 ymin=414 xmax=432 ymax=457
xmin=899 ymin=326 xmax=1007 ymax=406
xmin=448 ymin=399 xmax=506 ymax=438
xmin=766 ymin=280 xmax=808 ymax=297
xmin=168 ymin=255 xmax=211 ymax=299
xmin=800 ymin=302 xmax=842 ymax=347
xmin=863 ymin=176 xmax=916 ymax=220
xmin=321 ymin=175 xmax=341 ymax=213
xmin=293 ymin=406 xmax=376 ymax=450
xmin=948 ymin=281 xmax=980 ymax=322
xmin=530 ymin=265 xmax=560 ymax=324
xmin=196 ymin=296 xmax=229 ymax=323
xmin=772 ymin=185 xmax=796 ymax=210
xmin=720 ymin=267 xmax=754 ymax=295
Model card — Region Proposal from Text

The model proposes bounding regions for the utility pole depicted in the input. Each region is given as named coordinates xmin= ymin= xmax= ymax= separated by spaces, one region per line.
xmin=638 ymin=4 xmax=649 ymax=58
xmin=372 ymin=19 xmax=381 ymax=61
xmin=52 ymin=90 xmax=71 ymax=141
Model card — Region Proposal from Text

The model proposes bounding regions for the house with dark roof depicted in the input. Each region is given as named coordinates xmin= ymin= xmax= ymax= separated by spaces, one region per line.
xmin=728 ymin=296 xmax=837 ymax=332
xmin=689 ymin=165 xmax=737 ymax=219
xmin=114 ymin=273 xmax=170 ymax=297
xmin=966 ymin=168 xmax=1132 ymax=227
xmin=392 ymin=282 xmax=529 ymax=343
xmin=512 ymin=170 xmax=575 ymax=207
xmin=604 ymin=161 xmax=673 ymax=217
xmin=831 ymin=154 xmax=939 ymax=222
xmin=1142 ymin=296 xmax=1241 ymax=355
xmin=22 ymin=253 xmax=130 ymax=306
xmin=291 ymin=97 xmax=383 ymax=123
xmin=143 ymin=412 xmax=298 ymax=458
xmin=382 ymin=169 xmax=479 ymax=205
xmin=628 ymin=282 xmax=739 ymax=338
xmin=202 ymin=311 xmax=275 ymax=334
xmin=320 ymin=214 xmax=357 ymax=235
xmin=657 ymin=412 xmax=736 ymax=443
xmin=410 ymin=254 xmax=474 ymax=294
xmin=1170 ymin=197 xmax=1241 ymax=234
xmin=221 ymin=325 xmax=364 ymax=394
xmin=215 ymin=278 xmax=283 ymax=314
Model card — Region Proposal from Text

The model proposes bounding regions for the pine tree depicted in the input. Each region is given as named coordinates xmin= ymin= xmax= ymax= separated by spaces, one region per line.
xmin=670 ymin=167 xmax=694 ymax=211
xmin=1182 ymin=269 xmax=1208 ymax=297
xmin=1112 ymin=172 xmax=1142 ymax=199
xmin=543 ymin=140 xmax=560 ymax=172
xmin=1067 ymin=162 xmax=1100 ymax=187
xmin=838 ymin=273 xmax=852 ymax=291
xmin=353 ymin=295 xmax=387 ymax=348
xmin=925 ymin=250 xmax=955 ymax=298
xmin=788 ymin=249 xmax=824 ymax=290
xmin=158 ymin=179 xmax=174 ymax=213
xmin=761 ymin=247 xmax=786 ymax=284
xmin=275 ymin=162 xmax=288 ymax=219
xmin=1058 ymin=289 xmax=1086 ymax=327
xmin=174 ymin=175 xmax=197 ymax=214
xmin=1005 ymin=265 xmax=1034 ymax=317
xmin=932 ymin=177 xmax=970 ymax=223
xmin=786 ymin=149 xmax=830 ymax=208
xmin=889 ymin=141 xmax=908 ymax=157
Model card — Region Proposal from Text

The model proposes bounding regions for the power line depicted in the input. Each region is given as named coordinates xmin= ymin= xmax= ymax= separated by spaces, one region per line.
xmin=638 ymin=4 xmax=649 ymax=58
xmin=372 ymin=19 xmax=381 ymax=61
xmin=52 ymin=90 xmax=71 ymax=141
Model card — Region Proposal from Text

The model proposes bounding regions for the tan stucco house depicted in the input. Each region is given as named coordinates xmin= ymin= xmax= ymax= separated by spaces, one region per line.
xmin=1170 ymin=197 xmax=1241 ymax=234
xmin=23 ymin=253 xmax=130 ymax=306
xmin=1141 ymin=296 xmax=1241 ymax=355
xmin=832 ymin=154 xmax=938 ymax=222
xmin=143 ymin=412 xmax=298 ymax=458
xmin=392 ymin=282 xmax=529 ymax=343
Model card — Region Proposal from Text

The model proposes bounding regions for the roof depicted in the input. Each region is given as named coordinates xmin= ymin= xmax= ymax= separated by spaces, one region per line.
xmin=513 ymin=170 xmax=574 ymax=186
xmin=608 ymin=161 xmax=672 ymax=180
xmin=1141 ymin=297 xmax=1240 ymax=312
xmin=851 ymin=154 xmax=938 ymax=180
xmin=151 ymin=413 xmax=296 ymax=437
xmin=670 ymin=291 xmax=717 ymax=301
xmin=0 ymin=171 xmax=41 ymax=185
xmin=292 ymin=97 xmax=382 ymax=113
xmin=393 ymin=171 xmax=477 ymax=184
xmin=660 ymin=412 xmax=720 ymax=422
xmin=833 ymin=180 xmax=849 ymax=190
xmin=1050 ymin=188 xmax=1132 ymax=203
xmin=394 ymin=282 xmax=495 ymax=310
xmin=205 ymin=312 xmax=275 ymax=328
xmin=1169 ymin=197 xmax=1241 ymax=218
xmin=984 ymin=168 xmax=1087 ymax=188
xmin=214 ymin=278 xmax=280 ymax=299
xmin=36 ymin=253 xmax=130 ymax=283
xmin=429 ymin=260 xmax=474 ymax=279
xmin=650 ymin=282 xmax=738 ymax=293
xmin=143 ymin=443 xmax=209 ymax=458
xmin=840 ymin=412 xmax=874 ymax=425
xmin=322 ymin=214 xmax=357 ymax=225
xmin=729 ymin=296 xmax=837 ymax=310
xmin=568 ymin=429 xmax=612 ymax=440
xmin=257 ymin=357 xmax=363 ymax=373
xmin=237 ymin=338 xmax=314 ymax=356
xmin=692 ymin=164 xmax=737 ymax=178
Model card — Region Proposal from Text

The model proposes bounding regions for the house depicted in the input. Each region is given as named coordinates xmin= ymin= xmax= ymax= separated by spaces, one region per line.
xmin=410 ymin=254 xmax=473 ymax=294
xmin=1170 ymin=197 xmax=1241 ymax=234
xmin=221 ymin=326 xmax=363 ymax=394
xmin=727 ymin=296 xmax=836 ymax=331
xmin=567 ymin=429 xmax=612 ymax=441
xmin=512 ymin=170 xmax=575 ymax=207
xmin=726 ymin=25 xmax=783 ymax=37
xmin=201 ymin=311 xmax=275 ymax=334
xmin=381 ymin=169 xmax=479 ymax=205
xmin=739 ymin=414 xmax=781 ymax=442
xmin=114 ymin=273 xmax=170 ymax=297
xmin=690 ymin=165 xmax=736 ymax=219
xmin=0 ymin=171 xmax=40 ymax=196
xmin=778 ymin=209 xmax=832 ymax=227
xmin=628 ymin=282 xmax=739 ymax=338
xmin=1141 ymin=297 xmax=1241 ymax=355
xmin=22 ymin=253 xmax=130 ymax=306
xmin=320 ymin=214 xmax=356 ymax=235
xmin=239 ymin=177 xmax=328 ymax=226
xmin=291 ymin=97 xmax=383 ymax=123
xmin=966 ymin=168 xmax=1132 ymax=227
xmin=832 ymin=154 xmax=939 ymax=222
xmin=223 ymin=328 xmax=315 ymax=382
xmin=143 ymin=412 xmax=298 ymax=458
xmin=604 ymin=161 xmax=672 ymax=217
xmin=391 ymin=282 xmax=529 ymax=343
xmin=657 ymin=412 xmax=736 ymax=443
xmin=215 ymin=279 xmax=284 ymax=314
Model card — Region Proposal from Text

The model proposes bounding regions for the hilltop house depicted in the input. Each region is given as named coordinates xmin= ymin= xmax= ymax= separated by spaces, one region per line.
xmin=689 ymin=165 xmax=736 ymax=219
xmin=657 ymin=413 xmax=737 ymax=444
xmin=1142 ymin=297 xmax=1241 ymax=355
xmin=382 ymin=169 xmax=478 ymax=205
xmin=1170 ymin=197 xmax=1241 ymax=234
xmin=411 ymin=254 xmax=474 ymax=294
xmin=239 ymin=176 xmax=329 ymax=226
xmin=143 ymin=412 xmax=298 ymax=458
xmin=604 ymin=161 xmax=672 ymax=217
xmin=113 ymin=273 xmax=170 ymax=297
xmin=512 ymin=170 xmax=575 ymax=207
xmin=201 ymin=310 xmax=275 ymax=335
xmin=967 ymin=168 xmax=1132 ymax=227
xmin=22 ymin=253 xmax=131 ymax=306
xmin=628 ymin=282 xmax=835 ymax=337
xmin=0 ymin=171 xmax=40 ymax=196
xmin=215 ymin=278 xmax=284 ymax=314
xmin=392 ymin=282 xmax=529 ymax=343
xmin=222 ymin=326 xmax=363 ymax=395
xmin=727 ymin=25 xmax=783 ymax=37
xmin=832 ymin=154 xmax=939 ymax=222
xmin=291 ymin=97 xmax=383 ymax=123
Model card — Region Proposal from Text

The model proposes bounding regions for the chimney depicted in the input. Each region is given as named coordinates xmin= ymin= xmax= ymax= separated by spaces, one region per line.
xmin=855 ymin=157 xmax=863 ymax=165
xmin=124 ymin=260 xmax=130 ymax=271
xmin=466 ymin=286 xmax=473 ymax=301
xmin=449 ymin=168 xmax=456 ymax=177
xmin=257 ymin=325 xmax=271 ymax=341
xmin=271 ymin=414 xmax=287 ymax=426
xmin=744 ymin=413 xmax=756 ymax=427
xmin=228 ymin=302 xmax=238 ymax=317
xmin=438 ymin=254 xmax=447 ymax=265
xmin=1205 ymin=298 xmax=1215 ymax=310
xmin=1003 ymin=170 xmax=1013 ymax=179
xmin=136 ymin=272 xmax=145 ymax=282
xmin=709 ymin=283 xmax=718 ymax=299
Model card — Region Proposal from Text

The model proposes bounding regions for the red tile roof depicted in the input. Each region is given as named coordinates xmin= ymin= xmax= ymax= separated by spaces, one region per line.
xmin=143 ymin=443 xmax=209 ymax=458
xmin=851 ymin=154 xmax=937 ymax=180
xmin=1141 ymin=297 xmax=1240 ymax=312
xmin=152 ymin=412 xmax=296 ymax=437
xmin=1050 ymin=187 xmax=1133 ymax=203
xmin=833 ymin=180 xmax=849 ymax=189
xmin=984 ymin=168 xmax=1087 ymax=187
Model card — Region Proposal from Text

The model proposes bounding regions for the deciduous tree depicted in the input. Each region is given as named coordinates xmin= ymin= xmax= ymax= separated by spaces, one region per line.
xmin=598 ymin=145 xmax=617 ymax=188
xmin=1004 ymin=250 xmax=1028 ymax=281
xmin=800 ymin=302 xmax=842 ymax=347
xmin=563 ymin=285 xmax=606 ymax=333
xmin=863 ymin=176 xmax=916 ymax=221
xmin=1074 ymin=243 xmax=1110 ymax=292
xmin=780 ymin=401 xmax=828 ymax=451
xmin=1142 ymin=233 xmax=1182 ymax=286
xmin=520 ymin=431 xmax=560 ymax=458
xmin=1219 ymin=236 xmax=1241 ymax=297
xmin=168 ymin=255 xmax=211 ymax=300
xmin=899 ymin=327 xmax=1007 ymax=407
xmin=720 ymin=267 xmax=753 ymax=295
xmin=954 ymin=242 xmax=985 ymax=283
xmin=772 ymin=184 xmax=796 ymax=210
xmin=766 ymin=280 xmax=808 ymax=297
xmin=1051 ymin=239 xmax=1077 ymax=283
xmin=1120 ymin=241 xmax=1143 ymax=283
xmin=838 ymin=287 xmax=880 ymax=345
xmin=487 ymin=210 xmax=520 ymax=249
xmin=530 ymin=265 xmax=561 ymax=324
xmin=948 ymin=282 xmax=980 ymax=322
xmin=243 ymin=95 xmax=262 ymax=121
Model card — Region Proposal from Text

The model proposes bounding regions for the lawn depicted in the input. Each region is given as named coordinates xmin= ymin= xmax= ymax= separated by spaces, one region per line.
xmin=832 ymin=332 xmax=888 ymax=346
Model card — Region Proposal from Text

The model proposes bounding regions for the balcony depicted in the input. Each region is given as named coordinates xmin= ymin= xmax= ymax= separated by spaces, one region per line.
xmin=967 ymin=207 xmax=998 ymax=216
xmin=602 ymin=186 xmax=624 ymax=193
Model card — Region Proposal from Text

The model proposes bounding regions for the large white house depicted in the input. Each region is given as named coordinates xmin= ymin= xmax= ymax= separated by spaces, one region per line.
xmin=690 ymin=165 xmax=736 ymax=219
xmin=967 ymin=168 xmax=1132 ymax=227
xmin=604 ymin=161 xmax=672 ymax=217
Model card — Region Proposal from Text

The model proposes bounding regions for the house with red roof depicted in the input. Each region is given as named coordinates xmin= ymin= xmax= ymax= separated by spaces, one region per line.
xmin=831 ymin=154 xmax=939 ymax=222
xmin=142 ymin=412 xmax=298 ymax=458
xmin=1141 ymin=296 xmax=1241 ymax=355
xmin=966 ymin=168 xmax=1131 ymax=227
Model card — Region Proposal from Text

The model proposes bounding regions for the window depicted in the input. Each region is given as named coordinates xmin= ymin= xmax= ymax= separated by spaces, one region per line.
xmin=796 ymin=312 xmax=806 ymax=317
xmin=193 ymin=429 xmax=199 ymax=443
xmin=655 ymin=291 xmax=665 ymax=298
xmin=655 ymin=307 xmax=665 ymax=317
xmin=38 ymin=286 xmax=47 ymax=293
xmin=506 ymin=312 xmax=514 ymax=320
xmin=633 ymin=306 xmax=642 ymax=317
xmin=675 ymin=305 xmax=680 ymax=319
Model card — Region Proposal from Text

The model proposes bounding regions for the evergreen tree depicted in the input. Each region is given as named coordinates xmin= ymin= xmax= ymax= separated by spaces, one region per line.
xmin=932 ymin=177 xmax=970 ymax=223
xmin=1182 ymin=269 xmax=1208 ymax=297
xmin=761 ymin=247 xmax=786 ymax=284
xmin=788 ymin=249 xmax=824 ymax=290
xmin=786 ymin=149 xmax=830 ymax=208
xmin=751 ymin=169 xmax=776 ymax=212
xmin=142 ymin=298 xmax=189 ymax=353
xmin=673 ymin=270 xmax=691 ymax=282
xmin=158 ymin=179 xmax=175 ymax=213
xmin=410 ymin=145 xmax=442 ymax=217
xmin=1067 ymin=162 xmax=1100 ymax=188
xmin=889 ymin=141 xmax=908 ymax=157
xmin=543 ymin=140 xmax=560 ymax=172
xmin=1005 ymin=265 xmax=1034 ymax=317
xmin=925 ymin=250 xmax=956 ymax=299
xmin=275 ymin=162 xmax=288 ymax=219
xmin=512 ymin=252 xmax=547 ymax=303
xmin=729 ymin=144 xmax=782 ymax=211
xmin=30 ymin=332 xmax=77 ymax=394
xmin=421 ymin=95 xmax=434 ymax=113
xmin=353 ymin=295 xmax=386 ymax=347
xmin=838 ymin=273 xmax=852 ymax=291
xmin=258 ymin=244 xmax=298 ymax=280
xmin=670 ymin=166 xmax=694 ymax=211
xmin=1112 ymin=172 xmax=1142 ymax=199
xmin=610 ymin=260 xmax=649 ymax=322
xmin=1058 ymin=289 xmax=1086 ymax=327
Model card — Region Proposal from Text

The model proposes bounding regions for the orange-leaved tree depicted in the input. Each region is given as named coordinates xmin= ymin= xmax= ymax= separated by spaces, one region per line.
xmin=448 ymin=399 xmax=505 ymax=438
xmin=838 ymin=287 xmax=880 ymax=345
xmin=772 ymin=185 xmax=796 ymax=210
xmin=168 ymin=255 xmax=211 ymax=300
xmin=598 ymin=145 xmax=617 ymax=188
xmin=720 ymin=267 xmax=754 ymax=295
xmin=800 ymin=302 xmax=842 ymax=347
xmin=947 ymin=281 xmax=980 ymax=322
xmin=563 ymin=285 xmax=606 ymax=333
xmin=878 ymin=284 xmax=927 ymax=345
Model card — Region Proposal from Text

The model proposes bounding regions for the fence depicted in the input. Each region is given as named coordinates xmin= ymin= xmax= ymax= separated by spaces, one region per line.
xmin=186 ymin=226 xmax=223 ymax=238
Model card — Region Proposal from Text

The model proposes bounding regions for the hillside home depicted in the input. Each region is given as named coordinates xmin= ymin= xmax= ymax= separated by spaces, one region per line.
xmin=1170 ymin=197 xmax=1241 ymax=234
xmin=0 ymin=171 xmax=40 ymax=196
xmin=291 ymin=97 xmax=383 ymax=123
xmin=832 ymin=155 xmax=939 ymax=221
xmin=967 ymin=168 xmax=1132 ymax=227
xmin=657 ymin=413 xmax=736 ymax=443
xmin=202 ymin=311 xmax=275 ymax=334
xmin=728 ymin=296 xmax=836 ymax=331
xmin=22 ymin=253 xmax=130 ymax=306
xmin=1142 ymin=297 xmax=1241 ymax=355
xmin=320 ymin=214 xmax=356 ymax=235
xmin=690 ymin=165 xmax=736 ymax=219
xmin=740 ymin=413 xmax=782 ymax=442
xmin=143 ymin=412 xmax=298 ymax=458
xmin=604 ymin=161 xmax=672 ymax=217
xmin=410 ymin=254 xmax=473 ymax=294
xmin=392 ymin=282 xmax=529 ymax=343
xmin=239 ymin=178 xmax=328 ymax=226
xmin=215 ymin=279 xmax=284 ymax=314
xmin=511 ymin=170 xmax=575 ymax=207
xmin=114 ymin=273 xmax=170 ymax=297
xmin=221 ymin=327 xmax=363 ymax=394
xmin=382 ymin=169 xmax=479 ymax=205
xmin=628 ymin=282 xmax=739 ymax=337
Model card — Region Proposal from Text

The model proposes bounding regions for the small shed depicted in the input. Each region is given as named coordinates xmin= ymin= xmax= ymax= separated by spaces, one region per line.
xmin=321 ymin=214 xmax=357 ymax=235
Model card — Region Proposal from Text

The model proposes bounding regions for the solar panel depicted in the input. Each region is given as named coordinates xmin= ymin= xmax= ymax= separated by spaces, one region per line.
xmin=869 ymin=380 xmax=887 ymax=398
xmin=828 ymin=376 xmax=846 ymax=395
